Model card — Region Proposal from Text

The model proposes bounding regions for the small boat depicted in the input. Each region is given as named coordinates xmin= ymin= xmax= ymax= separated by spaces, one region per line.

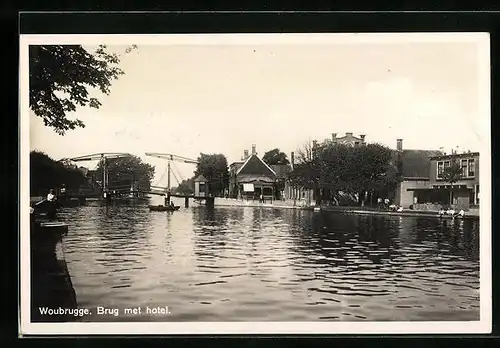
xmin=149 ymin=205 xmax=180 ymax=212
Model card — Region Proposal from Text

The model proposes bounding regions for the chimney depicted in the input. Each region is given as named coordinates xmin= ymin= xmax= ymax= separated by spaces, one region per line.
xmin=396 ymin=139 xmax=403 ymax=151
xmin=346 ymin=132 xmax=353 ymax=137
xmin=251 ymin=144 xmax=256 ymax=155
xmin=244 ymin=149 xmax=249 ymax=159
xmin=360 ymin=134 xmax=366 ymax=142
xmin=332 ymin=133 xmax=337 ymax=141
xmin=291 ymin=151 xmax=295 ymax=170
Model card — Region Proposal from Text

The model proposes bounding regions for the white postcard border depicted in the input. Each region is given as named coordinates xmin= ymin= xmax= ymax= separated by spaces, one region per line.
xmin=19 ymin=32 xmax=492 ymax=336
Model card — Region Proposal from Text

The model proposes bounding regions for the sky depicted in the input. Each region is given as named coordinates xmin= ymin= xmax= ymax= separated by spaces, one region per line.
xmin=26 ymin=34 xmax=489 ymax=186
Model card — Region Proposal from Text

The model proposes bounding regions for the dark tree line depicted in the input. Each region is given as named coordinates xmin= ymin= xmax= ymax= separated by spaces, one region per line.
xmin=30 ymin=151 xmax=87 ymax=196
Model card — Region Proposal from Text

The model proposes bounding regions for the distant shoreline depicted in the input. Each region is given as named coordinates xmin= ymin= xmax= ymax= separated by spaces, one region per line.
xmin=211 ymin=198 xmax=480 ymax=220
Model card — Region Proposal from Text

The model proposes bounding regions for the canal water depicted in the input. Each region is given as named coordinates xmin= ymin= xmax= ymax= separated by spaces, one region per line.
xmin=58 ymin=199 xmax=480 ymax=322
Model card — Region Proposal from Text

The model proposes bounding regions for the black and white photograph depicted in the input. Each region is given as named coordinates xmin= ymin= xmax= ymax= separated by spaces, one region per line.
xmin=20 ymin=33 xmax=491 ymax=335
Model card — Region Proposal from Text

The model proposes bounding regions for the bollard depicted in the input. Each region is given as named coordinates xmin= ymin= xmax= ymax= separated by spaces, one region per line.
xmin=206 ymin=197 xmax=215 ymax=208
xmin=185 ymin=196 xmax=189 ymax=208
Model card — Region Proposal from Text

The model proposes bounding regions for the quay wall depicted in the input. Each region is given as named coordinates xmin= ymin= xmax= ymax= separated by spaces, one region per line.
xmin=30 ymin=219 xmax=78 ymax=322
xmin=213 ymin=197 xmax=309 ymax=210
xmin=211 ymin=198 xmax=480 ymax=218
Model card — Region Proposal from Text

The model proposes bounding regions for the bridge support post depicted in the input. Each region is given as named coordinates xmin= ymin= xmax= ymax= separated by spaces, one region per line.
xmin=206 ymin=197 xmax=215 ymax=208
xmin=185 ymin=196 xmax=189 ymax=208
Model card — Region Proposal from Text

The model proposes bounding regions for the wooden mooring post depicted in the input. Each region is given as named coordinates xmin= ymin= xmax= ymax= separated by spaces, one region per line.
xmin=206 ymin=196 xmax=215 ymax=208
xmin=185 ymin=196 xmax=189 ymax=208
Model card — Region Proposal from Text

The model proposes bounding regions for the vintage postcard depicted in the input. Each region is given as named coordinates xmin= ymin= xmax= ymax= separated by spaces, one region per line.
xmin=19 ymin=33 xmax=491 ymax=335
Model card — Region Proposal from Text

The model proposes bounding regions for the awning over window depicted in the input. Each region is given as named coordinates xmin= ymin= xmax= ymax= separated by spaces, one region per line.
xmin=243 ymin=183 xmax=254 ymax=192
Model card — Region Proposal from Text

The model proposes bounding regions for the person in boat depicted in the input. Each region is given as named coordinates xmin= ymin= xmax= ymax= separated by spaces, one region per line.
xmin=384 ymin=198 xmax=390 ymax=209
xmin=438 ymin=208 xmax=446 ymax=217
xmin=46 ymin=189 xmax=57 ymax=220
xmin=47 ymin=189 xmax=56 ymax=202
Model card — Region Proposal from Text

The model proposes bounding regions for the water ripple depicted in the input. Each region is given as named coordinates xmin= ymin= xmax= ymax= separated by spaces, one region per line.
xmin=60 ymin=202 xmax=480 ymax=322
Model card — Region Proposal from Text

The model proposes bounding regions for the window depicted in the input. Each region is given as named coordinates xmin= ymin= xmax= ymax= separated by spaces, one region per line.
xmin=468 ymin=159 xmax=475 ymax=177
xmin=437 ymin=161 xmax=444 ymax=179
xmin=461 ymin=159 xmax=468 ymax=177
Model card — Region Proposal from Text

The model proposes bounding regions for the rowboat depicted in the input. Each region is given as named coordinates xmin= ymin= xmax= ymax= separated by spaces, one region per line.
xmin=149 ymin=205 xmax=180 ymax=212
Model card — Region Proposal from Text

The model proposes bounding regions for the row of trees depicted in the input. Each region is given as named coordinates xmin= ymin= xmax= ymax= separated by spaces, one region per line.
xmin=288 ymin=142 xmax=399 ymax=206
xmin=30 ymin=151 xmax=87 ymax=196
xmin=31 ymin=151 xmax=156 ymax=196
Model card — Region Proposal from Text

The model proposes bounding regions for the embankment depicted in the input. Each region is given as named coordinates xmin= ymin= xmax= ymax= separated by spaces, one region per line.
xmin=211 ymin=198 xmax=479 ymax=220
xmin=30 ymin=218 xmax=78 ymax=322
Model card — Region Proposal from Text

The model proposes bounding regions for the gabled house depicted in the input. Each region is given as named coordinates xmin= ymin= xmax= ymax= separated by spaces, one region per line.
xmin=229 ymin=145 xmax=278 ymax=200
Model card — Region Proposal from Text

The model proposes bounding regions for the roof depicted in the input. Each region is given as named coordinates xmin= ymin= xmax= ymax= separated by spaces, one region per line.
xmin=193 ymin=174 xmax=207 ymax=182
xmin=236 ymin=174 xmax=275 ymax=184
xmin=397 ymin=149 xmax=443 ymax=178
xmin=270 ymin=164 xmax=291 ymax=179
xmin=429 ymin=152 xmax=480 ymax=160
xmin=236 ymin=154 xmax=276 ymax=177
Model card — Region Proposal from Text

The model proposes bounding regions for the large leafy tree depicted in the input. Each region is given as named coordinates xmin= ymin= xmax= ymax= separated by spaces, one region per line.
xmin=262 ymin=148 xmax=290 ymax=165
xmin=30 ymin=151 xmax=86 ymax=196
xmin=289 ymin=142 xmax=397 ymax=206
xmin=96 ymin=155 xmax=155 ymax=192
xmin=194 ymin=153 xmax=229 ymax=196
xmin=29 ymin=44 xmax=137 ymax=135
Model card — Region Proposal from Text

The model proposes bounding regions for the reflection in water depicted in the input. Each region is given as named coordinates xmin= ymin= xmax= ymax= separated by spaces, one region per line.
xmin=58 ymin=202 xmax=480 ymax=322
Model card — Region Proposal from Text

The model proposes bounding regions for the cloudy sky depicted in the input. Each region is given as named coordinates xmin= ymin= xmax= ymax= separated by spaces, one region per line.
xmin=25 ymin=34 xmax=489 ymax=184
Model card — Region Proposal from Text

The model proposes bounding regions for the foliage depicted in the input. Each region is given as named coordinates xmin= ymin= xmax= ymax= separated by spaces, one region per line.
xmin=96 ymin=155 xmax=155 ymax=191
xmin=287 ymin=141 xmax=319 ymax=189
xmin=295 ymin=141 xmax=314 ymax=165
xmin=442 ymin=158 xmax=463 ymax=185
xmin=174 ymin=178 xmax=194 ymax=195
xmin=288 ymin=142 xmax=398 ymax=203
xmin=262 ymin=148 xmax=290 ymax=165
xmin=194 ymin=153 xmax=229 ymax=195
xmin=30 ymin=151 xmax=86 ymax=196
xmin=29 ymin=44 xmax=137 ymax=135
